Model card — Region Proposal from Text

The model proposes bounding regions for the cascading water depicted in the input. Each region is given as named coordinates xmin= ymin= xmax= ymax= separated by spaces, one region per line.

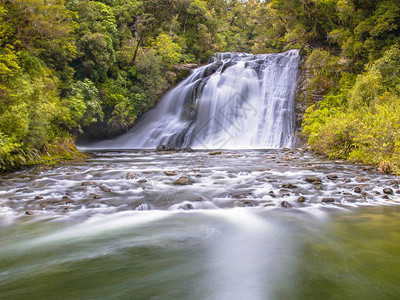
xmin=84 ymin=50 xmax=300 ymax=150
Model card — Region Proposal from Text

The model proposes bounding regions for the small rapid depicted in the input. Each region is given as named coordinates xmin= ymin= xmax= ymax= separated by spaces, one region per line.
xmin=1 ymin=150 xmax=399 ymax=221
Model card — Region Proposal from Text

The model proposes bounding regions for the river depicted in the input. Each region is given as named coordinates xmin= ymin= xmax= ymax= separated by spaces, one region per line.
xmin=1 ymin=150 xmax=399 ymax=299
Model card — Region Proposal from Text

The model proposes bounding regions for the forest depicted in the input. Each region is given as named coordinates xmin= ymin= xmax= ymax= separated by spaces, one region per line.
xmin=1 ymin=0 xmax=400 ymax=172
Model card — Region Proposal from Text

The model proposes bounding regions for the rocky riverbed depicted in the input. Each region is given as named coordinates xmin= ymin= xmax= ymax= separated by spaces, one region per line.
xmin=1 ymin=149 xmax=399 ymax=221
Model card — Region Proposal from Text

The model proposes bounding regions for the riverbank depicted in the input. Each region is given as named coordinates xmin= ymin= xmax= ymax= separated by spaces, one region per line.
xmin=0 ymin=138 xmax=86 ymax=174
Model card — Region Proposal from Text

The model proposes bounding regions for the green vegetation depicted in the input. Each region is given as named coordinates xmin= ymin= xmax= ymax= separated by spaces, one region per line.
xmin=1 ymin=0 xmax=399 ymax=172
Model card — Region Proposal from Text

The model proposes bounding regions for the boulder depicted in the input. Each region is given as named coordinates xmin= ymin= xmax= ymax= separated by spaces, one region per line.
xmin=181 ymin=203 xmax=194 ymax=210
xmin=383 ymin=188 xmax=394 ymax=195
xmin=164 ymin=170 xmax=180 ymax=176
xmin=209 ymin=150 xmax=222 ymax=155
xmin=327 ymin=175 xmax=338 ymax=180
xmin=174 ymin=176 xmax=193 ymax=185
xmin=354 ymin=187 xmax=362 ymax=193
xmin=181 ymin=147 xmax=194 ymax=152
xmin=280 ymin=201 xmax=292 ymax=208
xmin=321 ymin=198 xmax=335 ymax=203
xmin=126 ymin=172 xmax=139 ymax=180
xmin=355 ymin=176 xmax=369 ymax=182
xmin=305 ymin=177 xmax=322 ymax=184
xmin=297 ymin=196 xmax=306 ymax=202
xmin=100 ymin=185 xmax=111 ymax=192
xmin=81 ymin=181 xmax=96 ymax=186
xmin=156 ymin=144 xmax=167 ymax=151
xmin=282 ymin=183 xmax=297 ymax=189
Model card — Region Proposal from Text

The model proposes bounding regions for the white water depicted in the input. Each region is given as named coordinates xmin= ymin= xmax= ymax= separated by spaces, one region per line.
xmin=83 ymin=50 xmax=300 ymax=150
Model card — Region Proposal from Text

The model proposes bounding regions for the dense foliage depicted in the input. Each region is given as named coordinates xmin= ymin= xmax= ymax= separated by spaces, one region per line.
xmin=1 ymin=0 xmax=399 ymax=172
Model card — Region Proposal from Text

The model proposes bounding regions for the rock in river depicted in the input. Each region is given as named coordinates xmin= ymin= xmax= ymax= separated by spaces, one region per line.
xmin=174 ymin=176 xmax=193 ymax=185
xmin=126 ymin=172 xmax=139 ymax=180
xmin=297 ymin=196 xmax=306 ymax=202
xmin=355 ymin=176 xmax=369 ymax=182
xmin=282 ymin=183 xmax=297 ymax=189
xmin=209 ymin=150 xmax=222 ymax=155
xmin=164 ymin=170 xmax=180 ymax=176
xmin=280 ymin=201 xmax=292 ymax=208
xmin=305 ymin=177 xmax=322 ymax=184
xmin=321 ymin=198 xmax=335 ymax=203
xmin=383 ymin=188 xmax=394 ymax=195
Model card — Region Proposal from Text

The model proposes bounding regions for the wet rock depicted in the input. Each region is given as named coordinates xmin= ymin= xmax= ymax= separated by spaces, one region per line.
xmin=389 ymin=180 xmax=399 ymax=186
xmin=174 ymin=176 xmax=193 ymax=185
xmin=280 ymin=201 xmax=292 ymax=208
xmin=321 ymin=198 xmax=335 ymax=203
xmin=265 ymin=156 xmax=276 ymax=159
xmin=138 ymin=179 xmax=147 ymax=183
xmin=65 ymin=199 xmax=74 ymax=204
xmin=327 ymin=175 xmax=338 ymax=180
xmin=156 ymin=144 xmax=167 ymax=151
xmin=382 ymin=194 xmax=390 ymax=199
xmin=81 ymin=181 xmax=96 ymax=186
xmin=282 ymin=183 xmax=297 ymax=189
xmin=269 ymin=191 xmax=276 ymax=198
xmin=181 ymin=147 xmax=194 ymax=152
xmin=305 ymin=177 xmax=322 ymax=184
xmin=208 ymin=150 xmax=222 ymax=155
xmin=164 ymin=170 xmax=180 ymax=176
xmin=355 ymin=176 xmax=369 ymax=182
xmin=40 ymin=202 xmax=47 ymax=207
xmin=383 ymin=188 xmax=393 ymax=195
xmin=204 ymin=60 xmax=223 ymax=77
xmin=343 ymin=179 xmax=351 ymax=183
xmin=396 ymin=190 xmax=400 ymax=194
xmin=282 ymin=148 xmax=291 ymax=152
xmin=354 ymin=187 xmax=362 ymax=193
xmin=281 ymin=156 xmax=295 ymax=161
xmin=93 ymin=195 xmax=102 ymax=199
xmin=25 ymin=211 xmax=33 ymax=215
xmin=62 ymin=196 xmax=69 ymax=200
xmin=34 ymin=195 xmax=44 ymax=200
xmin=242 ymin=201 xmax=255 ymax=207
xmin=181 ymin=203 xmax=193 ymax=210
xmin=100 ymin=185 xmax=111 ymax=192
xmin=362 ymin=166 xmax=375 ymax=171
xmin=315 ymin=185 xmax=323 ymax=190
xmin=297 ymin=196 xmax=306 ymax=202
xmin=126 ymin=172 xmax=139 ymax=180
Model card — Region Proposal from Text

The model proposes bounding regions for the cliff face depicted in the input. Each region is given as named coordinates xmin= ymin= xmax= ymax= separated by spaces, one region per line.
xmin=294 ymin=56 xmax=327 ymax=144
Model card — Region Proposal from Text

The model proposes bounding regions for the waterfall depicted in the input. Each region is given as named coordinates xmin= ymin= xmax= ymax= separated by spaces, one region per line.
xmin=84 ymin=50 xmax=300 ymax=150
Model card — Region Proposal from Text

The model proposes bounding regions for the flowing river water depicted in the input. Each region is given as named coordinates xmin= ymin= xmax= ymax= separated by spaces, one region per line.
xmin=1 ymin=149 xmax=400 ymax=299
